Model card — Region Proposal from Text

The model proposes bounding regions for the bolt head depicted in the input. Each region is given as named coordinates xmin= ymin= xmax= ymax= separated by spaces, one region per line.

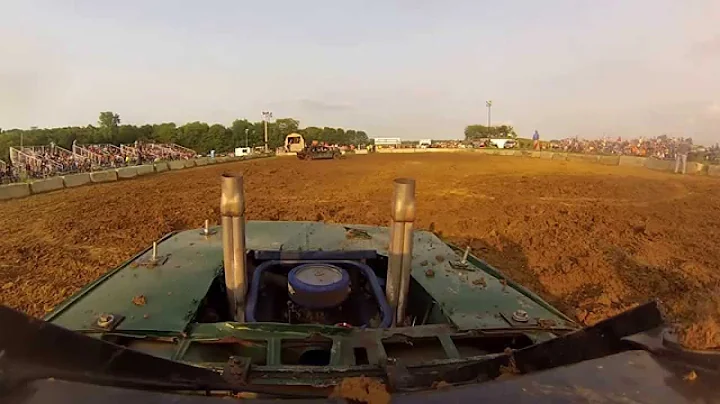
xmin=512 ymin=310 xmax=529 ymax=323
xmin=97 ymin=313 xmax=115 ymax=327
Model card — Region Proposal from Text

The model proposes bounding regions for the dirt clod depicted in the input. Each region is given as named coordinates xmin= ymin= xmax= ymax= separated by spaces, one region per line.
xmin=425 ymin=269 xmax=435 ymax=278
xmin=431 ymin=380 xmax=451 ymax=389
xmin=683 ymin=370 xmax=698 ymax=382
xmin=132 ymin=295 xmax=147 ymax=306
xmin=331 ymin=376 xmax=391 ymax=404
xmin=472 ymin=277 xmax=487 ymax=288
xmin=538 ymin=319 xmax=557 ymax=329
xmin=500 ymin=347 xmax=520 ymax=376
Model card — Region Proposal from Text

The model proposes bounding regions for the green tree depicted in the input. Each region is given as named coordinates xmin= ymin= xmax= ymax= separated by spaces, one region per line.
xmin=98 ymin=111 xmax=121 ymax=143
xmin=205 ymin=124 xmax=230 ymax=153
xmin=496 ymin=125 xmax=517 ymax=138
xmin=177 ymin=122 xmax=209 ymax=152
xmin=0 ymin=112 xmax=370 ymax=159
xmin=356 ymin=130 xmax=369 ymax=144
xmin=300 ymin=126 xmax=322 ymax=143
xmin=118 ymin=125 xmax=142 ymax=144
xmin=231 ymin=119 xmax=254 ymax=148
xmin=152 ymin=123 xmax=178 ymax=143
xmin=464 ymin=124 xmax=516 ymax=140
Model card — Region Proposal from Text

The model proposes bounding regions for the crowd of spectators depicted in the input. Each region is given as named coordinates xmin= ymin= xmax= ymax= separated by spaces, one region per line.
xmin=547 ymin=135 xmax=697 ymax=159
xmin=11 ymin=145 xmax=91 ymax=179
xmin=79 ymin=141 xmax=196 ymax=167
xmin=0 ymin=161 xmax=18 ymax=185
xmin=5 ymin=142 xmax=198 ymax=183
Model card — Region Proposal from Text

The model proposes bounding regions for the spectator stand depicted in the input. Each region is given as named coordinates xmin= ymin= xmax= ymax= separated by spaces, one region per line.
xmin=0 ymin=159 xmax=18 ymax=185
xmin=10 ymin=147 xmax=61 ymax=179
xmin=165 ymin=143 xmax=197 ymax=160
xmin=145 ymin=143 xmax=174 ymax=161
xmin=120 ymin=144 xmax=139 ymax=165
xmin=549 ymin=135 xmax=692 ymax=161
xmin=73 ymin=143 xmax=123 ymax=168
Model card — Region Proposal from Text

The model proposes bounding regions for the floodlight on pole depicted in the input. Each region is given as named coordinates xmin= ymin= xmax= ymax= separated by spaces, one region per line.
xmin=261 ymin=111 xmax=273 ymax=152
xmin=486 ymin=100 xmax=492 ymax=128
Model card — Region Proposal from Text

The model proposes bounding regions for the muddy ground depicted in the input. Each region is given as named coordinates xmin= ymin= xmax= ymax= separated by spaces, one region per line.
xmin=1 ymin=153 xmax=719 ymax=349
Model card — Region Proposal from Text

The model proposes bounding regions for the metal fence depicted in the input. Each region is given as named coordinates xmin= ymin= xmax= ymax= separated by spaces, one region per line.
xmin=3 ymin=142 xmax=200 ymax=183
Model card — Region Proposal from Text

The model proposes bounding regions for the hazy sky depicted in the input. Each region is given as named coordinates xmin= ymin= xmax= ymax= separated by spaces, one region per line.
xmin=2 ymin=1 xmax=720 ymax=142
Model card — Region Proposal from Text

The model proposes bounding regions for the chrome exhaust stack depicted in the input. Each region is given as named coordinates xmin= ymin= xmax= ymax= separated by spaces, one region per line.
xmin=386 ymin=178 xmax=416 ymax=326
xmin=220 ymin=173 xmax=247 ymax=322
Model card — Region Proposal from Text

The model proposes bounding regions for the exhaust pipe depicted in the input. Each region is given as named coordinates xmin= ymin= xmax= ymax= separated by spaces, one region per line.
xmin=220 ymin=173 xmax=247 ymax=322
xmin=386 ymin=178 xmax=416 ymax=326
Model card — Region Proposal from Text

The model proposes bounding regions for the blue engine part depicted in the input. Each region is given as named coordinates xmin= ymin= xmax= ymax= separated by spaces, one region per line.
xmin=287 ymin=263 xmax=350 ymax=309
xmin=245 ymin=259 xmax=392 ymax=328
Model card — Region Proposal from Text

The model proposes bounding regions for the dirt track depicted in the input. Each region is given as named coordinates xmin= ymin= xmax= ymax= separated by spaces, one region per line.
xmin=1 ymin=154 xmax=719 ymax=349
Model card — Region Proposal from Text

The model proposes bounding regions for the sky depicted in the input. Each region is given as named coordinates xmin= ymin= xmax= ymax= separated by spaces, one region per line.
xmin=1 ymin=1 xmax=720 ymax=143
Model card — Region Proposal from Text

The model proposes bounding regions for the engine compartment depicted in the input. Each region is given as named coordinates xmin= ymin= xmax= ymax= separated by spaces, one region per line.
xmin=194 ymin=250 xmax=444 ymax=328
xmin=248 ymin=260 xmax=390 ymax=327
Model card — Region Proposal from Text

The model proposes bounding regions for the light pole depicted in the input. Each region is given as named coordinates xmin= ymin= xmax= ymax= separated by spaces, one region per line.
xmin=486 ymin=100 xmax=492 ymax=128
xmin=261 ymin=111 xmax=273 ymax=152
xmin=244 ymin=128 xmax=249 ymax=148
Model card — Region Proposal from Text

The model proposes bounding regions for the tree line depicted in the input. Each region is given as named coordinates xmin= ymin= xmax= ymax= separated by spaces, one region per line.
xmin=464 ymin=124 xmax=517 ymax=140
xmin=0 ymin=112 xmax=370 ymax=161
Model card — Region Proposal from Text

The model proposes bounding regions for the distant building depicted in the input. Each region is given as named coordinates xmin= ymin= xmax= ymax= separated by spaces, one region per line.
xmin=373 ymin=137 xmax=401 ymax=148
xmin=234 ymin=147 xmax=251 ymax=156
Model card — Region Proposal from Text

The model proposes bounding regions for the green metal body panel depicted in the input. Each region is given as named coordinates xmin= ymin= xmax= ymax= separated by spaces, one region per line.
xmin=46 ymin=221 xmax=576 ymax=372
xmin=47 ymin=230 xmax=223 ymax=333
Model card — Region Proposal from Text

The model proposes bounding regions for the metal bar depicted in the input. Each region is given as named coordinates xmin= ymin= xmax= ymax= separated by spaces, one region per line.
xmin=253 ymin=249 xmax=377 ymax=261
xmin=387 ymin=178 xmax=416 ymax=327
xmin=266 ymin=338 xmax=282 ymax=366
xmin=396 ymin=221 xmax=414 ymax=325
xmin=221 ymin=216 xmax=236 ymax=316
xmin=231 ymin=216 xmax=246 ymax=322
xmin=438 ymin=334 xmax=460 ymax=359
xmin=220 ymin=174 xmax=246 ymax=322
xmin=386 ymin=220 xmax=405 ymax=325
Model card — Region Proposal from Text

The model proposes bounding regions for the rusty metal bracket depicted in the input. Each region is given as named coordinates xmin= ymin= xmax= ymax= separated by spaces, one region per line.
xmin=223 ymin=356 xmax=252 ymax=385
xmin=136 ymin=255 xmax=169 ymax=268
xmin=449 ymin=246 xmax=476 ymax=271
xmin=384 ymin=358 xmax=413 ymax=391
xmin=501 ymin=311 xmax=539 ymax=327
xmin=91 ymin=313 xmax=125 ymax=331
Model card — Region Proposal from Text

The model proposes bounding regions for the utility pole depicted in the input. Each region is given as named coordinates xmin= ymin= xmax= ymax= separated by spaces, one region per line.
xmin=244 ymin=128 xmax=249 ymax=148
xmin=486 ymin=100 xmax=492 ymax=128
xmin=261 ymin=111 xmax=272 ymax=152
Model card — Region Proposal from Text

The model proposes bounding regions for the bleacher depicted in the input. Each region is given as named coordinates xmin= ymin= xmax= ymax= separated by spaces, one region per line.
xmin=0 ymin=159 xmax=17 ymax=185
xmin=7 ymin=142 xmax=199 ymax=180
xmin=9 ymin=145 xmax=90 ymax=179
